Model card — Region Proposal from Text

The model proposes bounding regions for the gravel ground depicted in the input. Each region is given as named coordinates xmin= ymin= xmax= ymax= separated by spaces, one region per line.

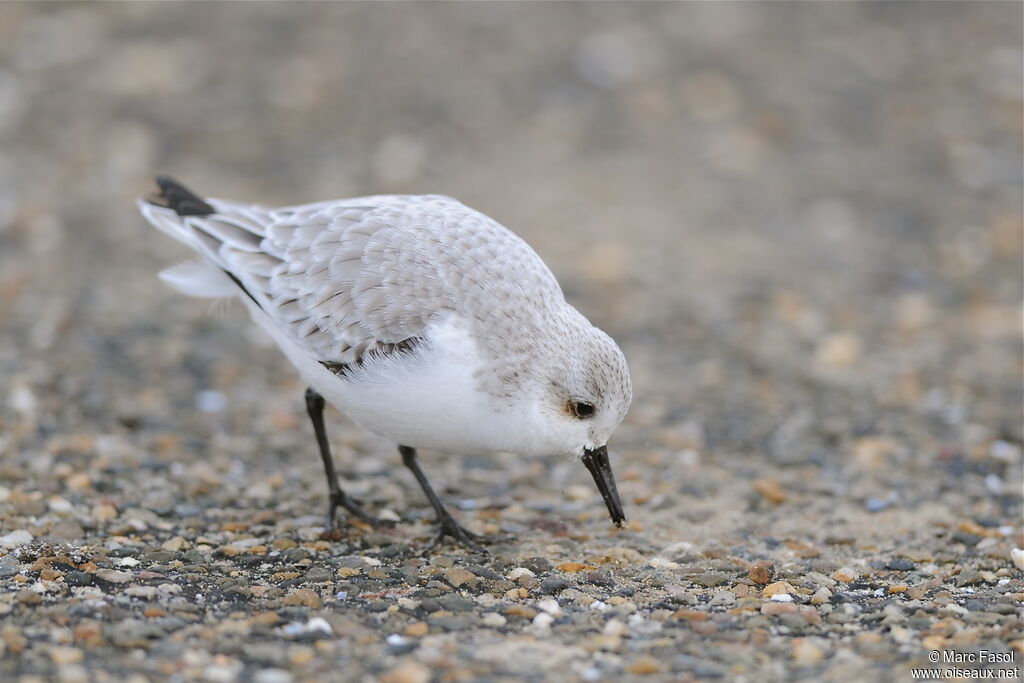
xmin=1 ymin=3 xmax=1022 ymax=682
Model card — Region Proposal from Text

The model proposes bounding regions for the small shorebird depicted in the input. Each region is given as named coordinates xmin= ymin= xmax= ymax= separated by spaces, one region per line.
xmin=138 ymin=176 xmax=631 ymax=550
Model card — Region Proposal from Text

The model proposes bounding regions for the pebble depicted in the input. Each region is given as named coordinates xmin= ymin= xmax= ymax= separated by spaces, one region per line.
xmin=94 ymin=569 xmax=132 ymax=584
xmin=649 ymin=557 xmax=679 ymax=570
xmin=885 ymin=558 xmax=915 ymax=571
xmin=1011 ymin=548 xmax=1023 ymax=572
xmin=49 ymin=647 xmax=84 ymax=665
xmin=520 ymin=557 xmax=552 ymax=574
xmin=403 ymin=622 xmax=428 ymax=637
xmin=482 ymin=612 xmax=507 ymax=627
xmin=444 ymin=567 xmax=477 ymax=588
xmin=600 ymin=620 xmax=627 ymax=639
xmin=253 ymin=669 xmax=294 ymax=683
xmin=627 ymin=656 xmax=662 ymax=675
xmin=539 ymin=576 xmax=572 ymax=595
xmin=811 ymin=588 xmax=832 ymax=605
xmin=282 ymin=589 xmax=321 ymax=609
xmin=536 ymin=598 xmax=562 ymax=616
xmin=955 ymin=568 xmax=984 ymax=587
xmin=753 ymin=479 xmax=787 ymax=504
xmin=1 ymin=530 xmax=33 ymax=547
xmin=507 ymin=567 xmax=536 ymax=580
xmin=792 ymin=638 xmax=825 ymax=664
xmin=748 ymin=561 xmax=775 ymax=585
xmin=379 ymin=660 xmax=430 ymax=683
xmin=710 ymin=591 xmax=736 ymax=606
xmin=763 ymin=581 xmax=795 ymax=597
xmin=831 ymin=567 xmax=859 ymax=583
xmin=161 ymin=537 xmax=188 ymax=552
xmin=762 ymin=602 xmax=799 ymax=616
xmin=691 ymin=572 xmax=729 ymax=588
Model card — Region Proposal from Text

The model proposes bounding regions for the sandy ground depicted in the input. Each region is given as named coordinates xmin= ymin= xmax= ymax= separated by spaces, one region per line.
xmin=0 ymin=3 xmax=1021 ymax=682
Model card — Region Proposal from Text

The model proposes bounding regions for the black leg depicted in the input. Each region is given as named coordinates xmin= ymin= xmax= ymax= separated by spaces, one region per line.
xmin=398 ymin=445 xmax=487 ymax=552
xmin=305 ymin=387 xmax=379 ymax=530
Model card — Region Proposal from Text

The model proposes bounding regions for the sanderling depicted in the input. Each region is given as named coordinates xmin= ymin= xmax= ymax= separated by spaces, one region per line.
xmin=138 ymin=176 xmax=632 ymax=550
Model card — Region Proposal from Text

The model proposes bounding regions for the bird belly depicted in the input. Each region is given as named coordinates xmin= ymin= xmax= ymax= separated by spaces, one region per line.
xmin=246 ymin=305 xmax=521 ymax=455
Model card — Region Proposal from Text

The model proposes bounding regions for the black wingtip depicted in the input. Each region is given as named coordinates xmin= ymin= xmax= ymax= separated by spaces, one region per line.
xmin=152 ymin=175 xmax=215 ymax=216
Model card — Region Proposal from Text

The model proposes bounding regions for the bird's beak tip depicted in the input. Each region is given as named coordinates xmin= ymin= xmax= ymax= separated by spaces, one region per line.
xmin=581 ymin=445 xmax=625 ymax=527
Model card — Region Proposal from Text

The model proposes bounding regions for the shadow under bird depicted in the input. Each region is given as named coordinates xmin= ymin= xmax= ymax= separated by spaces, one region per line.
xmin=137 ymin=176 xmax=632 ymax=550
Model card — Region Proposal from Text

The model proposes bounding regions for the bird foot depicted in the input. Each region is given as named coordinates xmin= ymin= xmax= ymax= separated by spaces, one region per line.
xmin=422 ymin=513 xmax=509 ymax=554
xmin=326 ymin=490 xmax=395 ymax=531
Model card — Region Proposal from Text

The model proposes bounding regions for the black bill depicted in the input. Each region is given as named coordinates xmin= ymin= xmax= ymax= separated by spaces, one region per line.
xmin=581 ymin=445 xmax=626 ymax=527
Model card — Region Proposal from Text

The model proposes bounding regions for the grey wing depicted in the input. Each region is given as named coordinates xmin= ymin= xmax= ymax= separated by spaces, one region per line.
xmin=206 ymin=198 xmax=453 ymax=366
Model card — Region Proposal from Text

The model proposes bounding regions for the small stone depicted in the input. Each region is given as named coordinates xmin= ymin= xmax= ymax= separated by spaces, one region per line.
xmin=161 ymin=536 xmax=188 ymax=552
xmin=831 ymin=567 xmax=858 ymax=583
xmin=539 ymin=576 xmax=571 ymax=595
xmin=1010 ymin=548 xmax=1023 ymax=572
xmin=505 ymin=605 xmax=537 ymax=619
xmin=748 ymin=561 xmax=775 ymax=585
xmin=763 ymin=581 xmax=795 ymax=597
xmin=482 ymin=612 xmax=506 ymax=627
xmin=536 ymin=598 xmax=562 ymax=615
xmin=885 ymin=558 xmax=915 ymax=571
xmin=283 ymin=589 xmax=321 ymax=608
xmin=95 ymin=569 xmax=133 ymax=584
xmin=254 ymin=669 xmax=294 ymax=683
xmin=761 ymin=602 xmax=799 ymax=616
xmin=73 ymin=623 xmax=103 ymax=647
xmin=92 ymin=504 xmax=117 ymax=522
xmin=0 ymin=530 xmax=33 ymax=547
xmin=403 ymin=621 xmax=428 ymax=637
xmin=811 ymin=588 xmax=832 ymax=605
xmin=753 ymin=479 xmax=787 ymax=504
xmin=627 ymin=656 xmax=662 ymax=675
xmin=520 ymin=557 xmax=552 ymax=574
xmin=556 ymin=562 xmax=597 ymax=573
xmin=125 ymin=586 xmax=157 ymax=599
xmin=379 ymin=660 xmax=431 ymax=683
xmin=691 ymin=572 xmax=729 ymax=588
xmin=65 ymin=472 xmax=91 ymax=490
xmin=49 ymin=646 xmax=84 ymax=665
xmin=816 ymin=332 xmax=861 ymax=369
xmin=602 ymin=619 xmax=628 ymax=637
xmin=507 ymin=567 xmax=536 ymax=580
xmin=709 ymin=591 xmax=735 ymax=606
xmin=517 ymin=575 xmax=539 ymax=589
xmin=648 ymin=557 xmax=679 ymax=570
xmin=955 ymin=568 xmax=983 ymax=587
xmin=672 ymin=609 xmax=708 ymax=622
xmin=792 ymin=638 xmax=824 ymax=664
xmin=531 ymin=613 xmax=554 ymax=630
xmin=304 ymin=566 xmax=333 ymax=583
xmin=444 ymin=567 xmax=477 ymax=588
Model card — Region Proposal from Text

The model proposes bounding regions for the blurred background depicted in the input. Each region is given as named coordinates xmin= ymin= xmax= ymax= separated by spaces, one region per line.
xmin=0 ymin=2 xmax=1021 ymax=680
xmin=2 ymin=2 xmax=1020 ymax=457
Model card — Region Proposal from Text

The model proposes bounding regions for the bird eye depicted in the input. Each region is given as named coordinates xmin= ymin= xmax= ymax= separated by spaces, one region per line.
xmin=570 ymin=401 xmax=596 ymax=419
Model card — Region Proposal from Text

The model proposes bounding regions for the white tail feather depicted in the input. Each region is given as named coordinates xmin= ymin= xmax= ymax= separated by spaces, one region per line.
xmin=159 ymin=260 xmax=236 ymax=298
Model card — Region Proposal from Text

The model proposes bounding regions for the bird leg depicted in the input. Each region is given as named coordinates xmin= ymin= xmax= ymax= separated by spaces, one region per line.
xmin=305 ymin=388 xmax=382 ymax=531
xmin=398 ymin=445 xmax=487 ymax=553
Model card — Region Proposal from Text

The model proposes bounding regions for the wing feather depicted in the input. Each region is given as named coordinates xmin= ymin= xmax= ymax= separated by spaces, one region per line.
xmin=143 ymin=191 xmax=565 ymax=371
